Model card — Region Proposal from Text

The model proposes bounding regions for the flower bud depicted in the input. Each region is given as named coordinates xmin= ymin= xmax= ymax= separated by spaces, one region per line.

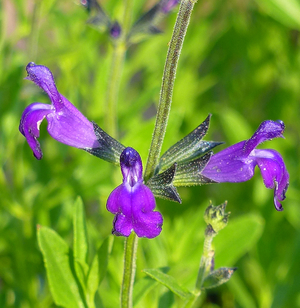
xmin=204 ymin=201 xmax=230 ymax=233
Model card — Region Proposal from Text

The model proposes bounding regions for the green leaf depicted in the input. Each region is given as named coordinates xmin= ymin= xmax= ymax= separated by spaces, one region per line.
xmin=258 ymin=0 xmax=300 ymax=29
xmin=73 ymin=197 xmax=89 ymax=291
xmin=133 ymin=277 xmax=158 ymax=307
xmin=142 ymin=269 xmax=193 ymax=300
xmin=86 ymin=236 xmax=113 ymax=308
xmin=214 ymin=214 xmax=265 ymax=267
xmin=37 ymin=226 xmax=87 ymax=308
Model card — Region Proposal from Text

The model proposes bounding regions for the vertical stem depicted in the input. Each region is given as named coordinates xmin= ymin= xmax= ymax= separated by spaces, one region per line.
xmin=105 ymin=0 xmax=135 ymax=137
xmin=195 ymin=234 xmax=214 ymax=290
xmin=121 ymin=232 xmax=138 ymax=308
xmin=29 ymin=0 xmax=42 ymax=60
xmin=144 ymin=0 xmax=197 ymax=181
xmin=106 ymin=43 xmax=126 ymax=138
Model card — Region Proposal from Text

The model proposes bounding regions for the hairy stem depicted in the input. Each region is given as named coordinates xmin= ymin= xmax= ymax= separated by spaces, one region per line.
xmin=121 ymin=233 xmax=138 ymax=308
xmin=144 ymin=0 xmax=198 ymax=181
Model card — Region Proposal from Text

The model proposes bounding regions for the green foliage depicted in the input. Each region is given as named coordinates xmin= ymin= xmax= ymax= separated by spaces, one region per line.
xmin=142 ymin=268 xmax=194 ymax=300
xmin=0 ymin=0 xmax=299 ymax=307
xmin=38 ymin=226 xmax=87 ymax=308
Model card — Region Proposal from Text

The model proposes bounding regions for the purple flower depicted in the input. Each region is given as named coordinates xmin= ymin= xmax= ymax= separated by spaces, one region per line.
xmin=107 ymin=147 xmax=163 ymax=238
xmin=202 ymin=120 xmax=289 ymax=211
xmin=161 ymin=0 xmax=180 ymax=14
xmin=19 ymin=63 xmax=100 ymax=159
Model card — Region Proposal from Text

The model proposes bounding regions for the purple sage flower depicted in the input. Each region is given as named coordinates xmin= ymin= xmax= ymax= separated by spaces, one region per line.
xmin=161 ymin=0 xmax=180 ymax=14
xmin=202 ymin=120 xmax=289 ymax=211
xmin=107 ymin=147 xmax=163 ymax=238
xmin=19 ymin=63 xmax=100 ymax=159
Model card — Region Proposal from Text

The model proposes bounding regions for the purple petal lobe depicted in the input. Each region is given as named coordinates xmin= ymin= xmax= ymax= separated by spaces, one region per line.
xmin=107 ymin=148 xmax=163 ymax=238
xmin=19 ymin=103 xmax=53 ymax=159
xmin=254 ymin=149 xmax=289 ymax=211
xmin=202 ymin=120 xmax=289 ymax=211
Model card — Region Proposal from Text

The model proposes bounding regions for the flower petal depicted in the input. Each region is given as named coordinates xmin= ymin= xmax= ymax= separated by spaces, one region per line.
xmin=202 ymin=141 xmax=256 ymax=182
xmin=112 ymin=214 xmax=133 ymax=237
xmin=243 ymin=120 xmax=285 ymax=156
xmin=107 ymin=148 xmax=163 ymax=239
xmin=25 ymin=63 xmax=61 ymax=107
xmin=107 ymin=182 xmax=162 ymax=238
xmin=46 ymin=95 xmax=99 ymax=149
xmin=19 ymin=103 xmax=53 ymax=159
xmin=254 ymin=149 xmax=289 ymax=211
xmin=120 ymin=147 xmax=143 ymax=186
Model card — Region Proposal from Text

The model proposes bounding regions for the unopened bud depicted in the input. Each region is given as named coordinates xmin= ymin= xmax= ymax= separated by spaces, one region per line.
xmin=204 ymin=201 xmax=230 ymax=233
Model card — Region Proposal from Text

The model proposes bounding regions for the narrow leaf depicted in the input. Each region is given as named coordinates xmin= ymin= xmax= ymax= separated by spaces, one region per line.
xmin=142 ymin=269 xmax=193 ymax=300
xmin=258 ymin=0 xmax=300 ymax=29
xmin=86 ymin=236 xmax=113 ymax=307
xmin=74 ymin=197 xmax=88 ymax=261
xmin=73 ymin=196 xmax=89 ymax=284
xmin=37 ymin=226 xmax=87 ymax=308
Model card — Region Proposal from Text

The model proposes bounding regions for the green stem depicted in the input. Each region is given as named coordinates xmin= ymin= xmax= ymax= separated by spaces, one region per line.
xmin=182 ymin=295 xmax=200 ymax=308
xmin=183 ymin=231 xmax=214 ymax=308
xmin=29 ymin=0 xmax=42 ymax=60
xmin=196 ymin=234 xmax=214 ymax=290
xmin=121 ymin=233 xmax=138 ymax=308
xmin=106 ymin=43 xmax=126 ymax=138
xmin=144 ymin=0 xmax=197 ymax=181
xmin=105 ymin=0 xmax=135 ymax=137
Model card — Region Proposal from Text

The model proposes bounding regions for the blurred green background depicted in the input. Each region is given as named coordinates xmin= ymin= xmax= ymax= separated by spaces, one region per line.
xmin=0 ymin=0 xmax=299 ymax=307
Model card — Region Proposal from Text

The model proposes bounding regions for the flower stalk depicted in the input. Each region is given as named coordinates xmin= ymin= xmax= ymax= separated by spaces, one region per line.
xmin=121 ymin=232 xmax=138 ymax=308
xmin=106 ymin=0 xmax=135 ymax=137
xmin=144 ymin=0 xmax=198 ymax=181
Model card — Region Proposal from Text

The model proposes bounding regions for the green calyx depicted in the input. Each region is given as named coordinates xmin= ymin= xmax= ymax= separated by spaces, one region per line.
xmin=204 ymin=201 xmax=230 ymax=233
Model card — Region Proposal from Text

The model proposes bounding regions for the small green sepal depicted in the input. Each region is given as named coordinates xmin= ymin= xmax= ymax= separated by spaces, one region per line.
xmin=85 ymin=122 xmax=126 ymax=165
xmin=146 ymin=163 xmax=181 ymax=203
xmin=172 ymin=152 xmax=216 ymax=187
xmin=157 ymin=114 xmax=223 ymax=173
